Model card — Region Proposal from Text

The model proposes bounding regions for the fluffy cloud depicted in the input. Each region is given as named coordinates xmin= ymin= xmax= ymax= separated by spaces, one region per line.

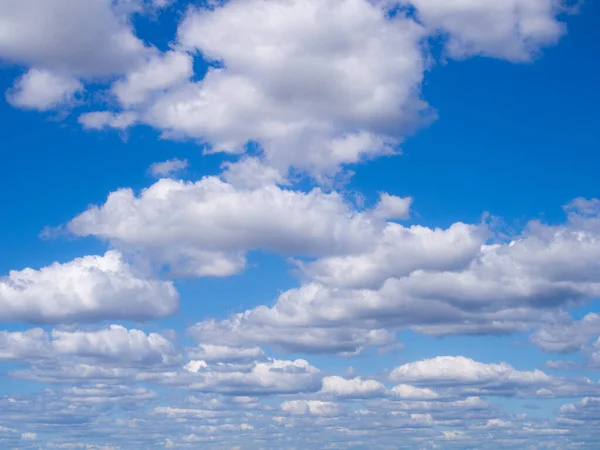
xmin=530 ymin=312 xmax=600 ymax=353
xmin=391 ymin=384 xmax=439 ymax=399
xmin=68 ymin=177 xmax=408 ymax=277
xmin=112 ymin=51 xmax=193 ymax=107
xmin=280 ymin=400 xmax=340 ymax=416
xmin=0 ymin=251 xmax=178 ymax=324
xmin=78 ymin=111 xmax=138 ymax=130
xmin=404 ymin=0 xmax=567 ymax=60
xmin=0 ymin=325 xmax=180 ymax=385
xmin=76 ymin=0 xmax=429 ymax=179
xmin=0 ymin=0 xmax=152 ymax=76
xmin=179 ymin=358 xmax=322 ymax=395
xmin=6 ymin=69 xmax=83 ymax=111
xmin=383 ymin=356 xmax=600 ymax=400
xmin=160 ymin=0 xmax=428 ymax=174
xmin=50 ymin=325 xmax=179 ymax=365
xmin=320 ymin=376 xmax=388 ymax=398
xmin=299 ymin=221 xmax=485 ymax=289
xmin=187 ymin=198 xmax=600 ymax=354
xmin=389 ymin=356 xmax=550 ymax=388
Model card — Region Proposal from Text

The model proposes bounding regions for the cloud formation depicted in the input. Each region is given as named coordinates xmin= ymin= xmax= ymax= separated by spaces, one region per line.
xmin=0 ymin=252 xmax=178 ymax=324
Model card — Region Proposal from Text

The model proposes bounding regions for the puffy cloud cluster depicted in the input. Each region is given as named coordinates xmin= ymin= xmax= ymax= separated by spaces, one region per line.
xmin=0 ymin=251 xmax=178 ymax=324
xmin=0 ymin=0 xmax=568 ymax=179
xmin=0 ymin=325 xmax=180 ymax=385
xmin=68 ymin=177 xmax=409 ymax=277
xmin=0 ymin=348 xmax=598 ymax=448
xmin=187 ymin=197 xmax=600 ymax=354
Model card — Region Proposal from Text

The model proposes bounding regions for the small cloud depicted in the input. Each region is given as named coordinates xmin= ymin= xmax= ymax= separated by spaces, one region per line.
xmin=149 ymin=158 xmax=189 ymax=177
xmin=21 ymin=432 xmax=37 ymax=440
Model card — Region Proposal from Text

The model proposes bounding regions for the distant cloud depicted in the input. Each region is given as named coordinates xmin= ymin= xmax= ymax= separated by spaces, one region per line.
xmin=148 ymin=158 xmax=189 ymax=177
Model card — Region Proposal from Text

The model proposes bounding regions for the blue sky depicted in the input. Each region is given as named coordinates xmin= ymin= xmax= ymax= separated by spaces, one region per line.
xmin=1 ymin=0 xmax=600 ymax=448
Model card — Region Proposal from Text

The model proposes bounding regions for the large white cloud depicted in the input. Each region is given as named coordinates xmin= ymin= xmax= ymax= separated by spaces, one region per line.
xmin=0 ymin=0 xmax=154 ymax=76
xmin=68 ymin=177 xmax=409 ymax=277
xmin=320 ymin=376 xmax=388 ymax=398
xmin=389 ymin=356 xmax=550 ymax=386
xmin=80 ymin=0 xmax=430 ymax=179
xmin=0 ymin=325 xmax=179 ymax=367
xmin=0 ymin=251 xmax=178 ymax=324
xmin=188 ymin=198 xmax=600 ymax=354
xmin=180 ymin=358 xmax=322 ymax=395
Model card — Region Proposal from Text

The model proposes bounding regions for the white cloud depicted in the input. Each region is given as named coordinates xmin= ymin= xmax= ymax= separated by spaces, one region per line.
xmin=280 ymin=400 xmax=340 ymax=416
xmin=321 ymin=376 xmax=388 ymax=398
xmin=0 ymin=0 xmax=152 ymax=76
xmin=51 ymin=325 xmax=179 ymax=365
xmin=0 ymin=251 xmax=178 ymax=324
xmin=221 ymin=157 xmax=288 ymax=189
xmin=67 ymin=177 xmax=389 ymax=277
xmin=530 ymin=312 xmax=600 ymax=354
xmin=6 ymin=69 xmax=83 ymax=111
xmin=182 ymin=359 xmax=322 ymax=395
xmin=391 ymin=384 xmax=439 ymax=399
xmin=404 ymin=0 xmax=567 ymax=61
xmin=21 ymin=432 xmax=37 ymax=440
xmin=371 ymin=193 xmax=413 ymax=221
xmin=0 ymin=325 xmax=180 ymax=381
xmin=139 ymin=0 xmax=430 ymax=178
xmin=78 ymin=111 xmax=138 ymax=130
xmin=0 ymin=328 xmax=51 ymax=360
xmin=299 ymin=221 xmax=485 ymax=289
xmin=186 ymin=198 xmax=600 ymax=354
xmin=149 ymin=158 xmax=189 ymax=177
xmin=112 ymin=51 xmax=193 ymax=107
xmin=389 ymin=356 xmax=550 ymax=387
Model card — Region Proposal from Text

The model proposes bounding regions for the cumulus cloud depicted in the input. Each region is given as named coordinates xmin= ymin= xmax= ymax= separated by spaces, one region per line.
xmin=0 ymin=0 xmax=153 ymax=76
xmin=145 ymin=0 xmax=429 ymax=178
xmin=6 ymin=69 xmax=83 ymax=111
xmin=176 ymin=358 xmax=322 ymax=395
xmin=1 ymin=325 xmax=180 ymax=386
xmin=67 ymin=177 xmax=403 ymax=277
xmin=389 ymin=356 xmax=550 ymax=388
xmin=221 ymin=157 xmax=289 ymax=189
xmin=391 ymin=384 xmax=439 ymax=399
xmin=404 ymin=0 xmax=567 ymax=61
xmin=0 ymin=251 xmax=178 ymax=324
xmin=321 ymin=376 xmax=388 ymax=398
xmin=112 ymin=51 xmax=193 ymax=107
xmin=280 ymin=400 xmax=340 ymax=416
xmin=530 ymin=312 xmax=600 ymax=354
xmin=185 ymin=198 xmax=600 ymax=354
